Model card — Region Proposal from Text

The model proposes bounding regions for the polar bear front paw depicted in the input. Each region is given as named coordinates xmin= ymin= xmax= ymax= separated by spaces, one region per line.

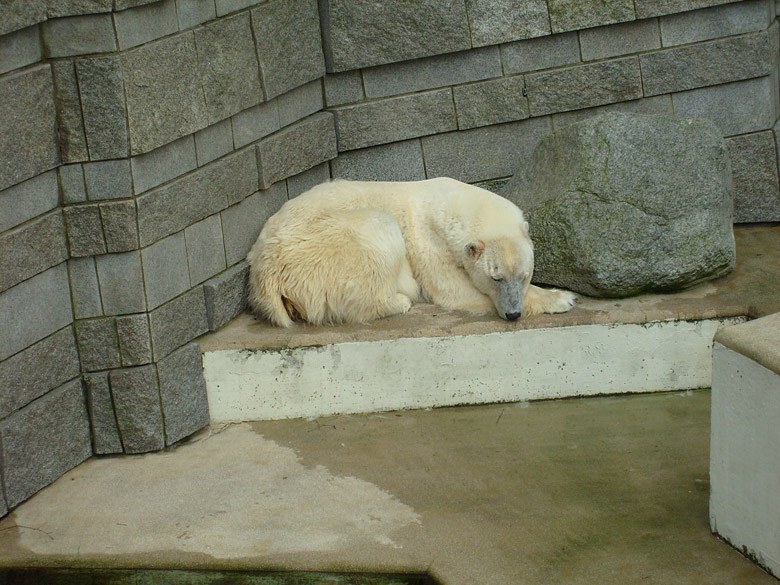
xmin=525 ymin=285 xmax=578 ymax=316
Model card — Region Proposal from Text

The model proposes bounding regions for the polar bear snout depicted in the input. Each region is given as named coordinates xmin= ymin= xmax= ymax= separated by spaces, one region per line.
xmin=495 ymin=278 xmax=526 ymax=321
xmin=504 ymin=311 xmax=522 ymax=321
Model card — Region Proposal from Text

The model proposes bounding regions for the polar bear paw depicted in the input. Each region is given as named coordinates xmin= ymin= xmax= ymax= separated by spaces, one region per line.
xmin=525 ymin=285 xmax=578 ymax=316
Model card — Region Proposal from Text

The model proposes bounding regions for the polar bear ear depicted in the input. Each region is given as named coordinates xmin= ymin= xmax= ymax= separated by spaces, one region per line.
xmin=523 ymin=220 xmax=530 ymax=234
xmin=465 ymin=240 xmax=485 ymax=260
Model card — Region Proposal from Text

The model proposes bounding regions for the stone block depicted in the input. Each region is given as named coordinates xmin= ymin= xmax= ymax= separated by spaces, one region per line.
xmin=221 ymin=183 xmax=287 ymax=265
xmin=0 ymin=327 xmax=80 ymax=420
xmin=42 ymin=13 xmax=117 ymax=57
xmin=277 ymin=80 xmax=324 ymax=128
xmin=251 ymin=0 xmax=325 ymax=98
xmin=362 ymin=47 xmax=502 ymax=99
xmin=114 ymin=0 xmax=162 ymax=9
xmin=551 ymin=95 xmax=674 ymax=129
xmin=95 ymin=251 xmax=147 ymax=315
xmin=131 ymin=136 xmax=197 ymax=195
xmin=0 ymin=24 xmax=43 ymax=76
xmin=113 ymin=0 xmax=179 ymax=50
xmin=421 ymin=116 xmax=553 ymax=184
xmin=466 ymin=0 xmax=550 ymax=46
xmin=320 ymin=0 xmax=471 ymax=71
xmin=116 ymin=313 xmax=153 ymax=366
xmin=0 ymin=170 xmax=58 ymax=233
xmin=0 ymin=0 xmax=46 ymax=36
xmin=552 ymin=0 xmax=637 ymax=32
xmin=526 ymin=57 xmax=643 ymax=116
xmin=502 ymin=31 xmax=580 ymax=75
xmin=0 ymin=210 xmax=68 ymax=293
xmin=48 ymin=0 xmax=112 ymax=16
xmin=142 ymin=232 xmax=191 ymax=310
xmin=323 ymin=71 xmax=364 ymax=107
xmin=83 ymin=159 xmax=133 ymax=201
xmin=64 ymin=203 xmax=106 ymax=257
xmin=99 ymin=200 xmax=139 ymax=253
xmin=59 ymin=164 xmax=86 ymax=204
xmin=331 ymin=139 xmax=426 ymax=182
xmin=0 ymin=379 xmax=91 ymax=508
xmin=51 ymin=60 xmax=89 ymax=163
xmin=286 ymin=162 xmax=331 ymax=198
xmin=0 ymin=65 xmax=59 ymax=191
xmin=109 ymin=365 xmax=165 ymax=453
xmin=68 ymin=256 xmax=103 ymax=319
xmin=121 ymin=33 xmax=208 ymax=155
xmin=176 ymin=0 xmax=216 ymax=28
xmin=83 ymin=372 xmax=123 ymax=454
xmin=231 ymin=100 xmax=280 ymax=149
xmin=474 ymin=177 xmax=511 ymax=194
xmin=256 ymin=112 xmax=337 ymax=188
xmin=203 ymin=262 xmax=250 ymax=330
xmin=727 ymin=131 xmax=780 ymax=223
xmin=580 ymin=18 xmax=661 ymax=62
xmin=185 ymin=215 xmax=227 ymax=285
xmin=640 ymin=32 xmax=771 ymax=97
xmin=215 ymin=0 xmax=259 ymax=15
xmin=76 ymin=56 xmax=130 ymax=160
xmin=148 ymin=286 xmax=209 ymax=360
xmin=157 ymin=343 xmax=210 ymax=445
xmin=333 ymin=89 xmax=456 ymax=152
xmin=453 ymin=76 xmax=528 ymax=130
xmin=635 ymin=0 xmax=740 ymax=20
xmin=660 ymin=0 xmax=769 ymax=46
xmin=75 ymin=317 xmax=121 ymax=371
xmin=194 ymin=119 xmax=234 ymax=166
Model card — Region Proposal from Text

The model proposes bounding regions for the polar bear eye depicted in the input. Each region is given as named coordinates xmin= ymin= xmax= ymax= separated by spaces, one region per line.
xmin=492 ymin=276 xmax=504 ymax=282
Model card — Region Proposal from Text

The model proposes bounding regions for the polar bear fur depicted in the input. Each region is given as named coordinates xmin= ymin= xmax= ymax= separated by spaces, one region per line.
xmin=247 ymin=177 xmax=576 ymax=327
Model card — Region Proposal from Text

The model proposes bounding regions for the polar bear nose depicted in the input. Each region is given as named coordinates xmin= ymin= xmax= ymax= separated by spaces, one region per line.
xmin=505 ymin=311 xmax=521 ymax=321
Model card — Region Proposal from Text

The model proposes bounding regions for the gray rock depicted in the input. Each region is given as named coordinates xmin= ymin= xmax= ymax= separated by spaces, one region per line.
xmin=0 ymin=0 xmax=46 ymax=36
xmin=95 ymin=251 xmax=147 ymax=315
xmin=466 ymin=0 xmax=550 ymax=47
xmin=331 ymin=139 xmax=426 ymax=182
xmin=99 ymin=199 xmax=139 ymax=253
xmin=502 ymin=113 xmax=736 ymax=297
xmin=109 ymin=364 xmax=165 ymax=453
xmin=116 ymin=313 xmax=153 ymax=366
xmin=548 ymin=0 xmax=635 ymax=33
xmin=75 ymin=317 xmax=122 ymax=372
xmin=157 ymin=342 xmax=209 ymax=445
xmin=727 ymin=131 xmax=780 ymax=223
xmin=453 ymin=76 xmax=529 ymax=130
xmin=64 ymin=203 xmax=107 ymax=257
xmin=0 ymin=24 xmax=42 ymax=77
xmin=51 ymin=60 xmax=88 ymax=163
xmin=148 ymin=286 xmax=209 ymax=361
xmin=83 ymin=372 xmax=123 ymax=455
xmin=203 ymin=262 xmax=249 ymax=331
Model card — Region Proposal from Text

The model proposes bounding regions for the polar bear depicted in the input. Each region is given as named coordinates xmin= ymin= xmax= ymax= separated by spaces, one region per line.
xmin=247 ymin=177 xmax=576 ymax=327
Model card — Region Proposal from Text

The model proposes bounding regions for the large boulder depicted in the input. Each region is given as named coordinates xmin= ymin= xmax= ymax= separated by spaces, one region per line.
xmin=502 ymin=113 xmax=736 ymax=297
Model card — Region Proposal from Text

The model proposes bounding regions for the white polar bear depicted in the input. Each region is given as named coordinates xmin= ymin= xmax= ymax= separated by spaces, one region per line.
xmin=247 ymin=177 xmax=576 ymax=327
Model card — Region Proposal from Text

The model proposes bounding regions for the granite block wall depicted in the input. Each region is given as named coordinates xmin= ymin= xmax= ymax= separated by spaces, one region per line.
xmin=1 ymin=0 xmax=779 ymax=515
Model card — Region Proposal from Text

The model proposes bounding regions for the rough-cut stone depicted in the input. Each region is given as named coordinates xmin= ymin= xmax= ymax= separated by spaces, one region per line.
xmin=526 ymin=57 xmax=643 ymax=116
xmin=83 ymin=372 xmax=123 ymax=455
xmin=148 ymin=287 xmax=209 ymax=360
xmin=95 ymin=251 xmax=146 ymax=315
xmin=331 ymin=140 xmax=426 ymax=182
xmin=99 ymin=200 xmax=139 ymax=253
xmin=727 ymin=131 xmax=780 ymax=223
xmin=0 ymin=23 xmax=43 ymax=76
xmin=68 ymin=257 xmax=103 ymax=319
xmin=640 ymin=32 xmax=771 ymax=97
xmin=635 ymin=0 xmax=739 ymax=19
xmin=203 ymin=262 xmax=249 ymax=330
xmin=116 ymin=313 xmax=153 ymax=366
xmin=113 ymin=0 xmax=179 ymax=50
xmin=0 ymin=327 xmax=80 ymax=420
xmin=64 ymin=203 xmax=106 ymax=257
xmin=51 ymin=60 xmax=88 ymax=163
xmin=320 ymin=0 xmax=471 ymax=71
xmin=251 ymin=0 xmax=325 ymax=98
xmin=59 ymin=164 xmax=87 ymax=204
xmin=194 ymin=120 xmax=234 ymax=166
xmin=109 ymin=365 xmax=165 ymax=453
xmin=453 ymin=76 xmax=529 ymax=130
xmin=221 ymin=183 xmax=288 ymax=265
xmin=131 ymin=136 xmax=197 ymax=195
xmin=659 ymin=0 xmax=770 ymax=46
xmin=0 ymin=171 xmax=59 ymax=233
xmin=0 ymin=379 xmax=91 ymax=508
xmin=548 ymin=0 xmax=635 ymax=32
xmin=185 ymin=215 xmax=227 ymax=285
xmin=215 ymin=0 xmax=260 ymax=16
xmin=0 ymin=65 xmax=59 ymax=191
xmin=580 ymin=18 xmax=661 ymax=62
xmin=157 ymin=343 xmax=209 ymax=445
xmin=75 ymin=317 xmax=121 ymax=372
xmin=333 ymin=89 xmax=456 ymax=152
xmin=114 ymin=0 xmax=162 ymax=10
xmin=0 ymin=0 xmax=46 ymax=36
xmin=42 ymin=13 xmax=117 ymax=57
xmin=48 ymin=0 xmax=112 ymax=17
xmin=466 ymin=0 xmax=550 ymax=46
xmin=231 ymin=100 xmax=281 ymax=149
xmin=84 ymin=159 xmax=133 ymax=201
xmin=502 ymin=32 xmax=580 ymax=75
xmin=176 ymin=0 xmax=216 ymax=29
xmin=256 ymin=112 xmax=337 ymax=188
xmin=551 ymin=95 xmax=674 ymax=129
xmin=142 ymin=232 xmax=191 ymax=310
xmin=502 ymin=113 xmax=736 ymax=297
xmin=277 ymin=80 xmax=324 ymax=128
xmin=323 ymin=71 xmax=364 ymax=107
xmin=286 ymin=163 xmax=331 ymax=198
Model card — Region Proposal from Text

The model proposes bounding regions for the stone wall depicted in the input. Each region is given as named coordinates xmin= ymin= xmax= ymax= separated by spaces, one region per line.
xmin=1 ymin=0 xmax=779 ymax=515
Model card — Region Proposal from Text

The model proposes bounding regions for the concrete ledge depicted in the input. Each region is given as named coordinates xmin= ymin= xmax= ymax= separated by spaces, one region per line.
xmin=714 ymin=312 xmax=780 ymax=375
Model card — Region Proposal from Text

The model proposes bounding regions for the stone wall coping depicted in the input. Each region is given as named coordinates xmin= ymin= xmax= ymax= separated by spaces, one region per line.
xmin=714 ymin=312 xmax=780 ymax=375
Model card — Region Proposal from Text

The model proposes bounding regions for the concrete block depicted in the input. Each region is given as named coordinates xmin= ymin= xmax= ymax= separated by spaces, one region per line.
xmin=195 ymin=11 xmax=262 ymax=124
xmin=466 ymin=0 xmax=550 ymax=46
xmin=502 ymin=31 xmax=580 ymax=75
xmin=75 ymin=317 xmax=121 ymax=371
xmin=113 ymin=0 xmax=179 ymax=50
xmin=636 ymin=0 xmax=741 ymax=20
xmin=0 ymin=24 xmax=43 ymax=76
xmin=95 ymin=250 xmax=147 ymax=315
xmin=640 ymin=32 xmax=771 ymax=97
xmin=320 ymin=0 xmax=471 ymax=71
xmin=660 ymin=0 xmax=770 ymax=46
xmin=453 ymin=76 xmax=529 ymax=130
xmin=185 ymin=215 xmax=227 ymax=285
xmin=221 ymin=183 xmax=287 ymax=265
xmin=672 ymin=76 xmax=776 ymax=137
xmin=116 ymin=313 xmax=153 ymax=366
xmin=277 ymin=80 xmax=324 ymax=128
xmin=215 ymin=0 xmax=258 ymax=15
xmin=0 ymin=170 xmax=58 ymax=233
xmin=42 ymin=13 xmax=117 ymax=57
xmin=109 ymin=364 xmax=165 ymax=453
xmin=99 ymin=200 xmax=139 ymax=253
xmin=333 ymin=89 xmax=456 ymax=152
xmin=0 ymin=210 xmax=68 ymax=293
xmin=148 ymin=286 xmax=209 ymax=360
xmin=0 ymin=65 xmax=59 ymax=191
xmin=727 ymin=131 xmax=780 ymax=223
xmin=142 ymin=232 xmax=191 ymax=310
xmin=51 ymin=60 xmax=89 ymax=163
xmin=526 ymin=57 xmax=643 ymax=116
xmin=286 ymin=162 xmax=331 ymax=198
xmin=68 ymin=257 xmax=103 ymax=318
xmin=580 ymin=18 xmax=661 ymax=62
xmin=323 ymin=71 xmax=364 ymax=107
xmin=83 ymin=372 xmax=123 ymax=454
xmin=548 ymin=0 xmax=635 ymax=32
xmin=421 ymin=116 xmax=553 ymax=184
xmin=176 ymin=0 xmax=216 ymax=29
xmin=194 ymin=119 xmax=234 ymax=166
xmin=362 ymin=47 xmax=502 ymax=99
xmin=59 ymin=164 xmax=86 ymax=204
xmin=157 ymin=342 xmax=210 ymax=445
xmin=331 ymin=139 xmax=426 ymax=182
xmin=256 ymin=112 xmax=337 ymax=188
xmin=231 ymin=100 xmax=280 ymax=149
xmin=0 ymin=0 xmax=46 ymax=37
xmin=131 ymin=136 xmax=197 ymax=195
xmin=0 ymin=379 xmax=91 ymax=508
xmin=121 ymin=33 xmax=208 ymax=156
xmin=83 ymin=159 xmax=133 ymax=201
xmin=76 ymin=56 xmax=130 ymax=160
xmin=551 ymin=95 xmax=674 ymax=129
xmin=203 ymin=261 xmax=249 ymax=330
xmin=0 ymin=327 xmax=80 ymax=420
xmin=64 ymin=203 xmax=107 ymax=257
